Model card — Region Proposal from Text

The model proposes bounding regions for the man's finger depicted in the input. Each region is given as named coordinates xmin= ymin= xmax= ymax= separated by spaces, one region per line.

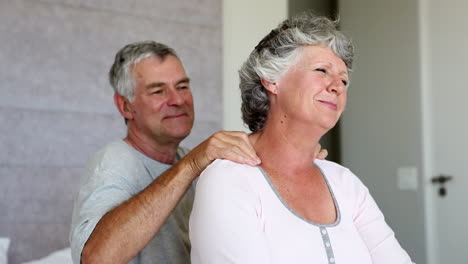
xmin=209 ymin=131 xmax=260 ymax=165
xmin=317 ymin=149 xmax=328 ymax=160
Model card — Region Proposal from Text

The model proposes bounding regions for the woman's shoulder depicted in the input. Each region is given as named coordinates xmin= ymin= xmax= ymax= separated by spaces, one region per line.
xmin=198 ymin=159 xmax=262 ymax=188
xmin=194 ymin=160 xmax=264 ymax=206
xmin=314 ymin=159 xmax=350 ymax=175
xmin=314 ymin=159 xmax=366 ymax=188
xmin=204 ymin=159 xmax=259 ymax=174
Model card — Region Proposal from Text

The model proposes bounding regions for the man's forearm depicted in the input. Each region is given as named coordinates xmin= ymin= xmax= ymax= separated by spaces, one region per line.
xmin=81 ymin=158 xmax=196 ymax=264
xmin=80 ymin=131 xmax=261 ymax=264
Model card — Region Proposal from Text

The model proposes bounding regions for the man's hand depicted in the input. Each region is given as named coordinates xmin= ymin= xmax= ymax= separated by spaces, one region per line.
xmin=184 ymin=131 xmax=260 ymax=177
xmin=315 ymin=143 xmax=328 ymax=160
xmin=183 ymin=130 xmax=328 ymax=178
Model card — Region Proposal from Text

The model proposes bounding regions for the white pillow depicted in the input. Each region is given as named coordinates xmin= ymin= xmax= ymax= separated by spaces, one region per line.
xmin=21 ymin=248 xmax=72 ymax=264
xmin=0 ymin=237 xmax=10 ymax=264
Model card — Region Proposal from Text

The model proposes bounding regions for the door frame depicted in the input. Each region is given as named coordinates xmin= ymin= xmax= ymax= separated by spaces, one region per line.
xmin=419 ymin=0 xmax=437 ymax=262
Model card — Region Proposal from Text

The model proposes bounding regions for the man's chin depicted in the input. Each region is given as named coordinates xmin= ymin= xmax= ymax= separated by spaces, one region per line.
xmin=168 ymin=127 xmax=193 ymax=141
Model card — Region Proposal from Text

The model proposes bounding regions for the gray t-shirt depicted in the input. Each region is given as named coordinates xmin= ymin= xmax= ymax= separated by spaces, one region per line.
xmin=69 ymin=140 xmax=193 ymax=264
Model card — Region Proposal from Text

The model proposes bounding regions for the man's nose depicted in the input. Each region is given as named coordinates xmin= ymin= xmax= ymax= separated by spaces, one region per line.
xmin=167 ymin=88 xmax=184 ymax=105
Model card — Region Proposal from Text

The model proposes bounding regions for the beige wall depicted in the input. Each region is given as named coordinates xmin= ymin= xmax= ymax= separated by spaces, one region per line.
xmin=222 ymin=0 xmax=288 ymax=131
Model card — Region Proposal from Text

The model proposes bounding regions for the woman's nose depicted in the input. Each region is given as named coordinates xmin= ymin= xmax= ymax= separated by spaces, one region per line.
xmin=327 ymin=76 xmax=346 ymax=94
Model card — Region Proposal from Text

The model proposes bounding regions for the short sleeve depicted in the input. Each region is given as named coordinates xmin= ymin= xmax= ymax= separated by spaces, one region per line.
xmin=189 ymin=159 xmax=272 ymax=264
xmin=69 ymin=167 xmax=136 ymax=264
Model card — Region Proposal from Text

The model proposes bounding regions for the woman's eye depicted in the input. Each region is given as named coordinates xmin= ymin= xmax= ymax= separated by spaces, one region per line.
xmin=342 ymin=80 xmax=348 ymax=86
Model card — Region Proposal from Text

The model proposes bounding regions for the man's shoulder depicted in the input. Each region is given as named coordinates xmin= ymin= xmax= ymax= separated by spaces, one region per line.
xmin=92 ymin=140 xmax=139 ymax=164
xmin=96 ymin=140 xmax=129 ymax=153
xmin=85 ymin=140 xmax=144 ymax=177
xmin=86 ymin=141 xmax=191 ymax=182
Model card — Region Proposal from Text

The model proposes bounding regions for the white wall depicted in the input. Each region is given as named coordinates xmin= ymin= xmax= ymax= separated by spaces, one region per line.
xmin=222 ymin=0 xmax=287 ymax=131
xmin=339 ymin=1 xmax=426 ymax=263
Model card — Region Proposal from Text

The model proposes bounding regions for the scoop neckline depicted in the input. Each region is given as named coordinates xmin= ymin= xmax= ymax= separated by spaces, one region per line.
xmin=257 ymin=161 xmax=341 ymax=227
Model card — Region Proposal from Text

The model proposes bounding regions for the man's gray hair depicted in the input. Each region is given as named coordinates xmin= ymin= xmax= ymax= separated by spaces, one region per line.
xmin=239 ymin=12 xmax=354 ymax=132
xmin=109 ymin=40 xmax=178 ymax=101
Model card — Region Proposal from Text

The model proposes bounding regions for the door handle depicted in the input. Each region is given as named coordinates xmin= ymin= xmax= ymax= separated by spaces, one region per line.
xmin=431 ymin=175 xmax=453 ymax=184
xmin=431 ymin=174 xmax=453 ymax=197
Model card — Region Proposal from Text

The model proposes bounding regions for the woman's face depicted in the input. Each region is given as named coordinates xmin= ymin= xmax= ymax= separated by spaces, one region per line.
xmin=274 ymin=45 xmax=349 ymax=131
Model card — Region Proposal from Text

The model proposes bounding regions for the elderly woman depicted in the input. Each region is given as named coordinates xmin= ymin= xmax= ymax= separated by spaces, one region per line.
xmin=189 ymin=13 xmax=414 ymax=264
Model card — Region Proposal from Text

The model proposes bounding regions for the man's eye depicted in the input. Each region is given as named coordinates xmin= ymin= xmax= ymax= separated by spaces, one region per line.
xmin=178 ymin=86 xmax=189 ymax=90
xmin=342 ymin=80 xmax=348 ymax=86
xmin=152 ymin=90 xmax=163 ymax=94
xmin=315 ymin=68 xmax=327 ymax=73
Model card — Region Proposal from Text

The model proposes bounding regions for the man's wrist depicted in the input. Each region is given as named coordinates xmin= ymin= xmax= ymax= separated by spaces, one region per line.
xmin=174 ymin=154 xmax=204 ymax=182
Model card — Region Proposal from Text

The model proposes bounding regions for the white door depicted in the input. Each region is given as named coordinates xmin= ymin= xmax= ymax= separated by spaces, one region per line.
xmin=426 ymin=1 xmax=468 ymax=263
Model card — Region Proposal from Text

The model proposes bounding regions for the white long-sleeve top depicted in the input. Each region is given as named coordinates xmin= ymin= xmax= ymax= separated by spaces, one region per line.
xmin=189 ymin=159 xmax=414 ymax=264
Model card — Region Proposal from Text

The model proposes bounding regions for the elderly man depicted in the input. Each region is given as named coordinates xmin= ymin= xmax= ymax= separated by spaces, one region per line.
xmin=70 ymin=41 xmax=325 ymax=264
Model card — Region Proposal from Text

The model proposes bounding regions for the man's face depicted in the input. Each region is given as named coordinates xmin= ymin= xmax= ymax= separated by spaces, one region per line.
xmin=127 ymin=55 xmax=194 ymax=145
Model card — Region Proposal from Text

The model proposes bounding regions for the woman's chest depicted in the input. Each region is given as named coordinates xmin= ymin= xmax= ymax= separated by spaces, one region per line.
xmin=254 ymin=183 xmax=372 ymax=264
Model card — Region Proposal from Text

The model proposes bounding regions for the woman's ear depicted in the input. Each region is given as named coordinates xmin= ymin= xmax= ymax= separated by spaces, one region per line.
xmin=261 ymin=79 xmax=278 ymax=95
xmin=114 ymin=93 xmax=134 ymax=120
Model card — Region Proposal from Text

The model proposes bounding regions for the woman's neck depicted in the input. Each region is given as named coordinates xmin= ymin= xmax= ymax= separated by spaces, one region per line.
xmin=251 ymin=116 xmax=326 ymax=174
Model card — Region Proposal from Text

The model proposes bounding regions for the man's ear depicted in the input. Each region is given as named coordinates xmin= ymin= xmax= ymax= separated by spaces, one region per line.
xmin=114 ymin=93 xmax=134 ymax=120
xmin=261 ymin=79 xmax=278 ymax=95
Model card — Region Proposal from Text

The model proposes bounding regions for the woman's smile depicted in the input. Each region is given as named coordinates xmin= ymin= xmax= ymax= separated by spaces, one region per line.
xmin=317 ymin=100 xmax=337 ymax=110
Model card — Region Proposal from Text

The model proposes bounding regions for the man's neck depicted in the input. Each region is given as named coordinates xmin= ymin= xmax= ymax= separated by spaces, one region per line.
xmin=123 ymin=135 xmax=180 ymax=165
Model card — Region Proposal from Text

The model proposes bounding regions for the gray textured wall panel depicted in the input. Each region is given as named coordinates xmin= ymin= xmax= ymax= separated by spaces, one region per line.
xmin=0 ymin=0 xmax=222 ymax=121
xmin=0 ymin=0 xmax=222 ymax=263
xmin=0 ymin=108 xmax=125 ymax=166
xmin=35 ymin=0 xmax=221 ymax=27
